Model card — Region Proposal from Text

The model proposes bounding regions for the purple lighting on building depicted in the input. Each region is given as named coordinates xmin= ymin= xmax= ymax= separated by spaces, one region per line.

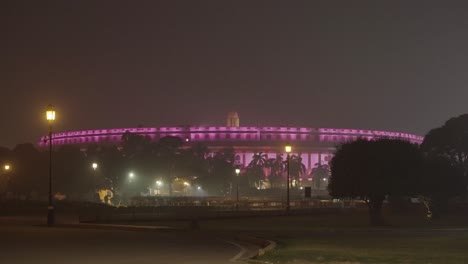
xmin=38 ymin=126 xmax=424 ymax=147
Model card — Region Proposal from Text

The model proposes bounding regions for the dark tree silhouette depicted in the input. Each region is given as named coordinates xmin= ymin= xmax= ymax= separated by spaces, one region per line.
xmin=204 ymin=148 xmax=236 ymax=195
xmin=421 ymin=114 xmax=468 ymax=192
xmin=9 ymin=143 xmax=47 ymax=198
xmin=246 ymin=152 xmax=267 ymax=188
xmin=418 ymin=155 xmax=465 ymax=219
xmin=266 ymin=154 xmax=284 ymax=188
xmin=329 ymin=138 xmax=422 ymax=225
xmin=286 ymin=154 xmax=306 ymax=188
xmin=311 ymin=163 xmax=330 ymax=189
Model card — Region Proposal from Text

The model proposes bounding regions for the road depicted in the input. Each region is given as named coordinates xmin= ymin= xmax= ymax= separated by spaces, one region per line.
xmin=0 ymin=218 xmax=245 ymax=264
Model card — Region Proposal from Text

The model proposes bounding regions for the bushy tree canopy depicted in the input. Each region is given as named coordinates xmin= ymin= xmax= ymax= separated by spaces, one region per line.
xmin=329 ymin=138 xmax=422 ymax=225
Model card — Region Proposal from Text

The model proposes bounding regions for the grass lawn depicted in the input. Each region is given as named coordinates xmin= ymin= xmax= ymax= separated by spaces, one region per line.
xmin=255 ymin=230 xmax=468 ymax=264
xmin=115 ymin=210 xmax=468 ymax=264
xmin=199 ymin=212 xmax=468 ymax=264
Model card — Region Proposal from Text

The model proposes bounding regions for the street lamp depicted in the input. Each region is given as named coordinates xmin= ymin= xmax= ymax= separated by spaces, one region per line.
xmin=46 ymin=104 xmax=55 ymax=226
xmin=4 ymin=164 xmax=10 ymax=171
xmin=235 ymin=168 xmax=240 ymax=209
xmin=285 ymin=143 xmax=292 ymax=212
xmin=92 ymin=162 xmax=98 ymax=170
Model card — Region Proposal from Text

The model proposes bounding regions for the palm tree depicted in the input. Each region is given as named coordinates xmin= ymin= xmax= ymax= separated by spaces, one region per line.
xmin=246 ymin=152 xmax=268 ymax=188
xmin=266 ymin=154 xmax=284 ymax=188
xmin=311 ymin=163 xmax=330 ymax=189
xmin=285 ymin=154 xmax=306 ymax=188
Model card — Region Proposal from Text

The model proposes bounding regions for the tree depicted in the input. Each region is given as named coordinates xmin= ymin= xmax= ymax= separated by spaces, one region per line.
xmin=246 ymin=152 xmax=268 ymax=188
xmin=311 ymin=163 xmax=330 ymax=189
xmin=157 ymin=136 xmax=184 ymax=196
xmin=54 ymin=145 xmax=89 ymax=199
xmin=9 ymin=143 xmax=47 ymax=197
xmin=328 ymin=138 xmax=422 ymax=225
xmin=421 ymin=114 xmax=468 ymax=192
xmin=287 ymin=154 xmax=306 ymax=187
xmin=418 ymin=155 xmax=465 ymax=219
xmin=204 ymin=148 xmax=236 ymax=195
xmin=266 ymin=154 xmax=285 ymax=188
xmin=86 ymin=145 xmax=125 ymax=198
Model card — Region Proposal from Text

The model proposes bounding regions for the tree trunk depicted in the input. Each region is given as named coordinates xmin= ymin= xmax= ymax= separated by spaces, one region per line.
xmin=366 ymin=196 xmax=385 ymax=226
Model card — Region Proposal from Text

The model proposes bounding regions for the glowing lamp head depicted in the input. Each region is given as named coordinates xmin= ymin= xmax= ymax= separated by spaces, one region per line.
xmin=197 ymin=186 xmax=201 ymax=190
xmin=285 ymin=144 xmax=292 ymax=153
xmin=183 ymin=182 xmax=190 ymax=186
xmin=235 ymin=168 xmax=240 ymax=175
xmin=129 ymin=172 xmax=134 ymax=178
xmin=46 ymin=104 xmax=56 ymax=122
xmin=92 ymin=163 xmax=98 ymax=170
xmin=4 ymin=164 xmax=10 ymax=171
xmin=156 ymin=180 xmax=162 ymax=186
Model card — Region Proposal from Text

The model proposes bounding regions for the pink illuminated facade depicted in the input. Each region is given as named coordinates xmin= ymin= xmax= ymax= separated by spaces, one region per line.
xmin=39 ymin=125 xmax=423 ymax=174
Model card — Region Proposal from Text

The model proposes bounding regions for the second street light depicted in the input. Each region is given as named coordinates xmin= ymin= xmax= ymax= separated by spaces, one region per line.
xmin=46 ymin=104 xmax=56 ymax=226
xmin=235 ymin=168 xmax=240 ymax=210
xmin=285 ymin=144 xmax=292 ymax=212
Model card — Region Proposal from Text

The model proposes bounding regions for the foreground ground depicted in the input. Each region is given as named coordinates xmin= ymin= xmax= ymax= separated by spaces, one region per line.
xmin=0 ymin=218 xmax=242 ymax=264
xmin=3 ymin=204 xmax=468 ymax=264
xmin=131 ymin=211 xmax=468 ymax=264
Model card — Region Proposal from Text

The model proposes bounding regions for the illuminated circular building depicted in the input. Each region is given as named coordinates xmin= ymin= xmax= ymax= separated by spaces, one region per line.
xmin=39 ymin=112 xmax=423 ymax=175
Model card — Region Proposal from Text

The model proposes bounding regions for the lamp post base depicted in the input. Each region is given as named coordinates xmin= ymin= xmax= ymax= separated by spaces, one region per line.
xmin=47 ymin=207 xmax=55 ymax=226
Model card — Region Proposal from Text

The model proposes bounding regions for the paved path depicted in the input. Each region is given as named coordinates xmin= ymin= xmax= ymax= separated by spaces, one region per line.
xmin=0 ymin=218 xmax=246 ymax=264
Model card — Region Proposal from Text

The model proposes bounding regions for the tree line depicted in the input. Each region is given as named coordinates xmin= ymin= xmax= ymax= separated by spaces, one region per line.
xmin=0 ymin=131 xmax=327 ymax=204
xmin=329 ymin=114 xmax=468 ymax=225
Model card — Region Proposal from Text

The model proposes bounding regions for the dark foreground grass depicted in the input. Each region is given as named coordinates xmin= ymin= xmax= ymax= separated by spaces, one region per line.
xmin=256 ymin=230 xmax=468 ymax=264
xmin=117 ymin=211 xmax=468 ymax=264
xmin=200 ymin=213 xmax=468 ymax=264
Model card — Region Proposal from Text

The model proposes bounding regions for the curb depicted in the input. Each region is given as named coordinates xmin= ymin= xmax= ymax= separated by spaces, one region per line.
xmin=42 ymin=223 xmax=174 ymax=232
xmin=234 ymin=234 xmax=277 ymax=258
xmin=45 ymin=223 xmax=276 ymax=262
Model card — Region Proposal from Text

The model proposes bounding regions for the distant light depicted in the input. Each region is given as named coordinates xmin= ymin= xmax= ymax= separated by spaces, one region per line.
xmin=184 ymin=182 xmax=190 ymax=186
xmin=235 ymin=168 xmax=240 ymax=174
xmin=4 ymin=164 xmax=10 ymax=171
xmin=156 ymin=180 xmax=162 ymax=186
xmin=300 ymin=187 xmax=303 ymax=190
xmin=285 ymin=145 xmax=292 ymax=153
xmin=197 ymin=186 xmax=201 ymax=190
xmin=185 ymin=138 xmax=190 ymax=142
xmin=92 ymin=163 xmax=98 ymax=170
xmin=323 ymin=178 xmax=327 ymax=181
xmin=129 ymin=172 xmax=134 ymax=178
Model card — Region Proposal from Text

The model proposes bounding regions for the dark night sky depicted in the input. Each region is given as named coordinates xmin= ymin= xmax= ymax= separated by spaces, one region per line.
xmin=2 ymin=1 xmax=468 ymax=148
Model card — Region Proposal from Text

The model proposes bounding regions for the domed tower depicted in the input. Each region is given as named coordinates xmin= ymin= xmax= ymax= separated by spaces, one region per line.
xmin=226 ymin=112 xmax=240 ymax=127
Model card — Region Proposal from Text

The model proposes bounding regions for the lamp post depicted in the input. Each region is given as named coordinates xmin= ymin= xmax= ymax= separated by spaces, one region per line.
xmin=235 ymin=168 xmax=240 ymax=210
xmin=2 ymin=164 xmax=11 ymax=195
xmin=46 ymin=104 xmax=56 ymax=226
xmin=285 ymin=144 xmax=292 ymax=212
